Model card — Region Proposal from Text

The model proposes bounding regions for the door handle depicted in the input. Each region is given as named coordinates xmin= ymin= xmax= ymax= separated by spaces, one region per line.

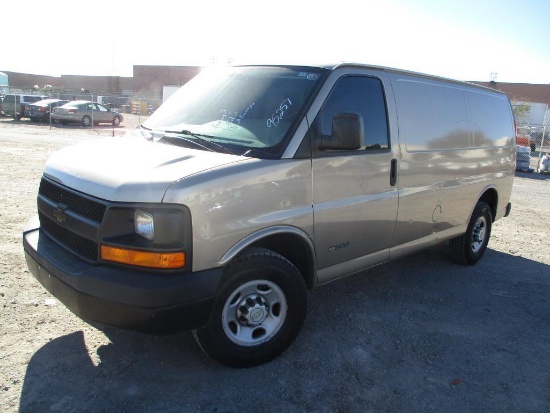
xmin=390 ymin=158 xmax=397 ymax=186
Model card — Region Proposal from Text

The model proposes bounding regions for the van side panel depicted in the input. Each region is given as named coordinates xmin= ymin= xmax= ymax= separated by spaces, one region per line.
xmin=389 ymin=74 xmax=515 ymax=249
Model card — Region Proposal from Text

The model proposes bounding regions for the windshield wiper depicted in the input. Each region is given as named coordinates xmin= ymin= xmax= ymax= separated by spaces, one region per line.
xmin=165 ymin=129 xmax=235 ymax=155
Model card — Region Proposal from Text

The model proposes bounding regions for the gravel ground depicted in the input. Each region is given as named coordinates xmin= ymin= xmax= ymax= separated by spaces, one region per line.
xmin=1 ymin=115 xmax=549 ymax=412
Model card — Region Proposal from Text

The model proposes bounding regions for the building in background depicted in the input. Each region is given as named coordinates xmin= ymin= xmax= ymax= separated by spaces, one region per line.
xmin=2 ymin=67 xmax=550 ymax=121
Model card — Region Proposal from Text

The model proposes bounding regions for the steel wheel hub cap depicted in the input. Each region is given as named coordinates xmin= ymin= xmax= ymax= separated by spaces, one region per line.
xmin=237 ymin=294 xmax=269 ymax=326
xmin=471 ymin=216 xmax=486 ymax=253
xmin=222 ymin=280 xmax=288 ymax=346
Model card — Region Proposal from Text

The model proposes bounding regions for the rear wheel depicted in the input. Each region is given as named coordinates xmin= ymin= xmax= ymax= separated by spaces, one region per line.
xmin=81 ymin=116 xmax=91 ymax=127
xmin=193 ymin=247 xmax=307 ymax=367
xmin=449 ymin=201 xmax=492 ymax=265
xmin=112 ymin=116 xmax=121 ymax=126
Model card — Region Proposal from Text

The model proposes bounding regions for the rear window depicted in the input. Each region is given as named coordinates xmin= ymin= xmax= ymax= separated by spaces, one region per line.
xmin=25 ymin=96 xmax=45 ymax=103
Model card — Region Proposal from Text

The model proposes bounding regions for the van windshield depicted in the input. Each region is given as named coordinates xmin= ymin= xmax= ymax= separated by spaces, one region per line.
xmin=142 ymin=66 xmax=327 ymax=158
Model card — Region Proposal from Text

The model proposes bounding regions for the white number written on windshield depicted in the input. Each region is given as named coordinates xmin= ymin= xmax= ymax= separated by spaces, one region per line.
xmin=267 ymin=98 xmax=292 ymax=128
xmin=217 ymin=103 xmax=256 ymax=130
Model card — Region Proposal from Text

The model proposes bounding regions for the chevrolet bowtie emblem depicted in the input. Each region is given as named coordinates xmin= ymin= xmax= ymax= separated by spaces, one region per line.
xmin=52 ymin=205 xmax=68 ymax=223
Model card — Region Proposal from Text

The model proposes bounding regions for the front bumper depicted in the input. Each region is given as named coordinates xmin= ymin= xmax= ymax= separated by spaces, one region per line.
xmin=23 ymin=218 xmax=224 ymax=334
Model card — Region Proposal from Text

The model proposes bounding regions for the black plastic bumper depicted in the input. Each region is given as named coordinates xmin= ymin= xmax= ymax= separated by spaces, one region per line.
xmin=23 ymin=218 xmax=224 ymax=334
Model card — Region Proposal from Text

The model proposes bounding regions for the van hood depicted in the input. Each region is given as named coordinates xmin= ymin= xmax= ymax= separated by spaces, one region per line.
xmin=44 ymin=136 xmax=246 ymax=202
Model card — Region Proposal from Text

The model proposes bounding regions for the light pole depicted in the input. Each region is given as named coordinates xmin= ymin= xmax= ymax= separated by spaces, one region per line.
xmin=537 ymin=111 xmax=548 ymax=169
xmin=44 ymin=85 xmax=53 ymax=130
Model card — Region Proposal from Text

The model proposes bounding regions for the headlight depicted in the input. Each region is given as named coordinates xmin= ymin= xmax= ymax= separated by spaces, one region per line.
xmin=135 ymin=209 xmax=154 ymax=240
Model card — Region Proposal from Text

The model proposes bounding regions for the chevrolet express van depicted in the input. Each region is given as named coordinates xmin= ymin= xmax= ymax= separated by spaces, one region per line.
xmin=23 ymin=63 xmax=515 ymax=367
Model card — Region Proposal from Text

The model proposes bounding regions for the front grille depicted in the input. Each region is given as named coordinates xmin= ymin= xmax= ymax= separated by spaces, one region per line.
xmin=39 ymin=179 xmax=106 ymax=222
xmin=39 ymin=212 xmax=98 ymax=261
xmin=38 ymin=178 xmax=106 ymax=262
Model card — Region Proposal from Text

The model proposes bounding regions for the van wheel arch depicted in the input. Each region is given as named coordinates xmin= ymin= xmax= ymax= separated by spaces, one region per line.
xmin=248 ymin=234 xmax=315 ymax=289
xmin=478 ymin=188 xmax=498 ymax=222
xmin=221 ymin=229 xmax=316 ymax=290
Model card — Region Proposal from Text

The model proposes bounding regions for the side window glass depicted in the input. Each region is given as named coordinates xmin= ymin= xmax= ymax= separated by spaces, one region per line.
xmin=316 ymin=76 xmax=389 ymax=151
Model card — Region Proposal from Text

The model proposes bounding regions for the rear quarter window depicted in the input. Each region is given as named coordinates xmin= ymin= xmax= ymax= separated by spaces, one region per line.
xmin=468 ymin=91 xmax=514 ymax=148
xmin=395 ymin=79 xmax=469 ymax=152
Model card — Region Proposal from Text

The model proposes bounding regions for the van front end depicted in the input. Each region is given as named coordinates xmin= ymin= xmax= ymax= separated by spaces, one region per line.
xmin=22 ymin=178 xmax=224 ymax=334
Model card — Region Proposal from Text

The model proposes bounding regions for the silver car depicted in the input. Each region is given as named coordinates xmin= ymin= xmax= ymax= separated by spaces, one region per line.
xmin=52 ymin=100 xmax=123 ymax=127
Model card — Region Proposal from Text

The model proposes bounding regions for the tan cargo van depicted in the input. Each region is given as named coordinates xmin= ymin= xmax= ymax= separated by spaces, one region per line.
xmin=23 ymin=63 xmax=515 ymax=367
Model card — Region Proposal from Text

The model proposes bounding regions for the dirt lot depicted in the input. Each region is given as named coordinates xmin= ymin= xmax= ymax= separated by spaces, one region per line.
xmin=1 ymin=115 xmax=549 ymax=412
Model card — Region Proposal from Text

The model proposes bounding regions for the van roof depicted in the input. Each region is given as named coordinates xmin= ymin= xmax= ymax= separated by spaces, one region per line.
xmin=233 ymin=62 xmax=505 ymax=95
xmin=329 ymin=62 xmax=499 ymax=92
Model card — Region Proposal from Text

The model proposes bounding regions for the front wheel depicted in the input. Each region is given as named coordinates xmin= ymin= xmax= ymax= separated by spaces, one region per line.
xmin=449 ymin=201 xmax=492 ymax=265
xmin=112 ymin=116 xmax=121 ymax=126
xmin=193 ymin=248 xmax=307 ymax=368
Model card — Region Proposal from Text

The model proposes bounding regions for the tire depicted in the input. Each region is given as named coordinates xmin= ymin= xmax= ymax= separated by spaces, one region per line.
xmin=81 ymin=116 xmax=91 ymax=127
xmin=449 ymin=201 xmax=492 ymax=265
xmin=112 ymin=116 xmax=121 ymax=127
xmin=193 ymin=247 xmax=307 ymax=368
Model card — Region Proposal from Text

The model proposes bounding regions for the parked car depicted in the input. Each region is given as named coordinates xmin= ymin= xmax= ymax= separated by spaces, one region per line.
xmin=27 ymin=99 xmax=70 ymax=122
xmin=52 ymin=100 xmax=123 ymax=126
xmin=1 ymin=94 xmax=48 ymax=120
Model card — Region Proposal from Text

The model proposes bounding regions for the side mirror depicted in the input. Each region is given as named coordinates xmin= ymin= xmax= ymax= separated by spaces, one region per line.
xmin=319 ymin=113 xmax=364 ymax=151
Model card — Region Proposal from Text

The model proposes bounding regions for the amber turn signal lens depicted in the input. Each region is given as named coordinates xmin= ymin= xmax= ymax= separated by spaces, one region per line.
xmin=100 ymin=245 xmax=185 ymax=269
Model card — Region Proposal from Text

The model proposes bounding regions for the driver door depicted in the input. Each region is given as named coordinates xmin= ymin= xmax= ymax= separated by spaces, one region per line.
xmin=310 ymin=74 xmax=399 ymax=281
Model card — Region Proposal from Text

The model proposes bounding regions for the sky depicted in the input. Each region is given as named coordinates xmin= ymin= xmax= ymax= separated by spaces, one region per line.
xmin=1 ymin=0 xmax=549 ymax=84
